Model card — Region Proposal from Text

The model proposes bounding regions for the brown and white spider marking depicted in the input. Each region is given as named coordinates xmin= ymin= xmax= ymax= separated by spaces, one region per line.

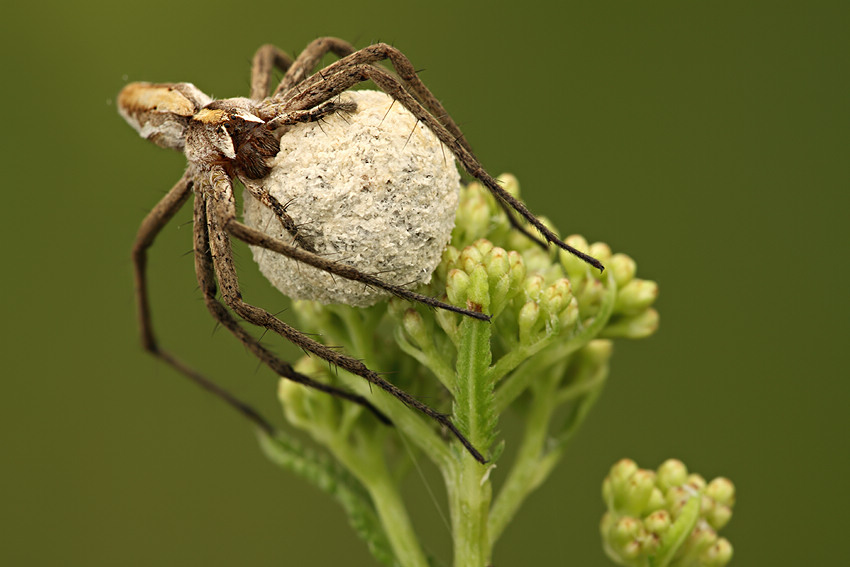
xmin=119 ymin=38 xmax=602 ymax=464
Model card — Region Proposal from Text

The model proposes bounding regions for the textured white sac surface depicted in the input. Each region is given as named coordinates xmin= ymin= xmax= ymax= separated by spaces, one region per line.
xmin=243 ymin=90 xmax=461 ymax=306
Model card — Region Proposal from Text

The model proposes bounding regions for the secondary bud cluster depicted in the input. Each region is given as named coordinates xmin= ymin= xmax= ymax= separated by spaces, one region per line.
xmin=601 ymin=459 xmax=735 ymax=567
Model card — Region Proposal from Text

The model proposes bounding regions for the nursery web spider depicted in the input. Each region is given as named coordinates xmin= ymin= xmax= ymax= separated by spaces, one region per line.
xmin=120 ymin=38 xmax=603 ymax=464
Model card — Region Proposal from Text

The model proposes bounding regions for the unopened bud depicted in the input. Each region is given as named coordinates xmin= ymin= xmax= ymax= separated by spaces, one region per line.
xmin=559 ymin=297 xmax=580 ymax=331
xmin=541 ymin=278 xmax=572 ymax=317
xmin=402 ymin=309 xmax=428 ymax=349
xmin=645 ymin=509 xmax=671 ymax=535
xmin=459 ymin=245 xmax=484 ymax=274
xmin=608 ymin=253 xmax=637 ymax=288
xmin=615 ymin=279 xmax=659 ymax=315
xmin=602 ymin=308 xmax=659 ymax=339
xmin=560 ymin=235 xmax=590 ymax=276
xmin=523 ymin=274 xmax=545 ymax=300
xmin=702 ymin=537 xmax=733 ymax=566
xmin=467 ymin=265 xmax=490 ymax=312
xmin=657 ymin=459 xmax=689 ymax=492
xmin=446 ymin=269 xmax=470 ymax=307
xmin=508 ymin=251 xmax=526 ymax=289
xmin=588 ymin=242 xmax=613 ymax=274
xmin=437 ymin=245 xmax=461 ymax=281
xmin=499 ymin=173 xmax=521 ymax=197
xmin=518 ymin=302 xmax=541 ymax=343
xmin=706 ymin=477 xmax=735 ymax=507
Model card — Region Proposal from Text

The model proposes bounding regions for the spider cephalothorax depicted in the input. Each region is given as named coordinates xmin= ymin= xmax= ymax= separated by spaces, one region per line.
xmin=120 ymin=38 xmax=602 ymax=464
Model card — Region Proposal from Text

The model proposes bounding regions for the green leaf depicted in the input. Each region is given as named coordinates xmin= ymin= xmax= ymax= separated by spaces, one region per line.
xmin=257 ymin=430 xmax=398 ymax=567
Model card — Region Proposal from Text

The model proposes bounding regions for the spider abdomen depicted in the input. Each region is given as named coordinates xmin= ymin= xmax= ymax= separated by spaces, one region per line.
xmin=244 ymin=90 xmax=460 ymax=307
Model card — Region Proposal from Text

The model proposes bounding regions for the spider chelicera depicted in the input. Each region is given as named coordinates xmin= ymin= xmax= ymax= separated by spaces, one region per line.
xmin=119 ymin=38 xmax=603 ymax=464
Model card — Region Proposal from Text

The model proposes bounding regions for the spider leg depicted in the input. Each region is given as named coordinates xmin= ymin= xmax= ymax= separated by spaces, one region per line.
xmin=131 ymin=170 xmax=275 ymax=434
xmin=284 ymin=58 xmax=604 ymax=271
xmin=250 ymin=44 xmax=295 ymax=100
xmin=204 ymin=166 xmax=487 ymax=463
xmin=279 ymin=43 xmax=472 ymax=156
xmin=192 ymin=193 xmax=391 ymax=424
xmin=272 ymin=37 xmax=355 ymax=98
xmin=241 ymin=180 xmax=315 ymax=252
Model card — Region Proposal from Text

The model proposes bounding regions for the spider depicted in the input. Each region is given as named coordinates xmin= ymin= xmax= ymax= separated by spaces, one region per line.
xmin=119 ymin=38 xmax=603 ymax=465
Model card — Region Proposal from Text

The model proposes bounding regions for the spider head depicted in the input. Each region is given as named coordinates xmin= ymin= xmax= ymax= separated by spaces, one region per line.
xmin=184 ymin=99 xmax=278 ymax=179
xmin=118 ymin=82 xmax=212 ymax=151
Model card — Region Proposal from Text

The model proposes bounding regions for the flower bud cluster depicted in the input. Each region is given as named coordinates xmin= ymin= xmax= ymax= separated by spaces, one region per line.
xmin=446 ymin=175 xmax=659 ymax=349
xmin=601 ymin=459 xmax=735 ymax=567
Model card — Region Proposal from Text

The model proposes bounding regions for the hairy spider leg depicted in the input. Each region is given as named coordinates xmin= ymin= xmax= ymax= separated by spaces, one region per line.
xmin=203 ymin=165 xmax=487 ymax=463
xmin=250 ymin=44 xmax=296 ymax=101
xmin=191 ymin=190 xmax=392 ymax=424
xmin=131 ymin=170 xmax=276 ymax=434
xmin=280 ymin=51 xmax=604 ymax=271
xmin=272 ymin=37 xmax=356 ymax=98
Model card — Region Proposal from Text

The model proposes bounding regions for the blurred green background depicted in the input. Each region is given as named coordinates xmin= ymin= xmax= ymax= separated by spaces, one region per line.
xmin=2 ymin=1 xmax=847 ymax=565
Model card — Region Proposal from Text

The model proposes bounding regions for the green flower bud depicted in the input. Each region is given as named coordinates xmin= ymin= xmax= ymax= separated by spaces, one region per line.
xmin=706 ymin=503 xmax=733 ymax=531
xmin=508 ymin=251 xmax=526 ymax=290
xmin=609 ymin=253 xmax=637 ymax=288
xmin=455 ymin=185 xmax=491 ymax=245
xmin=610 ymin=516 xmax=643 ymax=549
xmin=541 ymin=278 xmax=572 ymax=319
xmin=472 ymin=238 xmax=495 ymax=258
xmin=467 ymin=265 xmax=491 ymax=312
xmin=278 ymin=377 xmax=311 ymax=430
xmin=559 ymin=234 xmax=590 ymax=276
xmin=446 ymin=269 xmax=470 ymax=307
xmin=666 ymin=485 xmax=698 ymax=519
xmin=484 ymin=247 xmax=513 ymax=312
xmin=437 ymin=245 xmax=461 ymax=281
xmin=523 ymin=246 xmax=556 ymax=276
xmin=688 ymin=474 xmax=707 ymax=491
xmin=459 ymin=245 xmax=484 ymax=274
xmin=499 ymin=173 xmax=520 ymax=197
xmin=435 ymin=301 xmax=460 ymax=340
xmin=683 ymin=524 xmax=719 ymax=559
xmin=706 ymin=477 xmax=735 ymax=508
xmin=402 ymin=309 xmax=429 ymax=349
xmin=644 ymin=509 xmax=671 ymax=535
xmin=588 ymin=242 xmax=613 ymax=277
xmin=559 ymin=296 xmax=580 ymax=332
xmin=646 ymin=487 xmax=666 ymax=513
xmin=387 ymin=296 xmax=407 ymax=321
xmin=277 ymin=358 xmax=341 ymax=435
xmin=506 ymin=226 xmax=537 ymax=253
xmin=602 ymin=308 xmax=659 ymax=339
xmin=623 ymin=469 xmax=658 ymax=516
xmin=609 ymin=459 xmax=639 ymax=487
xmin=615 ymin=279 xmax=659 ymax=315
xmin=523 ymin=274 xmax=545 ymax=301
xmin=484 ymin=247 xmax=510 ymax=283
xmin=518 ymin=301 xmax=541 ymax=344
xmin=657 ymin=459 xmax=689 ymax=492
xmin=577 ymin=276 xmax=605 ymax=315
xmin=702 ymin=537 xmax=733 ymax=566
xmin=703 ymin=477 xmax=735 ymax=529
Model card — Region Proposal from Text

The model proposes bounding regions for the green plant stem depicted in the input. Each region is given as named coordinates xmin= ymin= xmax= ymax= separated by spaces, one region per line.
xmin=329 ymin=435 xmax=429 ymax=567
xmin=488 ymin=366 xmax=562 ymax=546
xmin=447 ymin=458 xmax=492 ymax=567
xmin=448 ymin=315 xmax=494 ymax=567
